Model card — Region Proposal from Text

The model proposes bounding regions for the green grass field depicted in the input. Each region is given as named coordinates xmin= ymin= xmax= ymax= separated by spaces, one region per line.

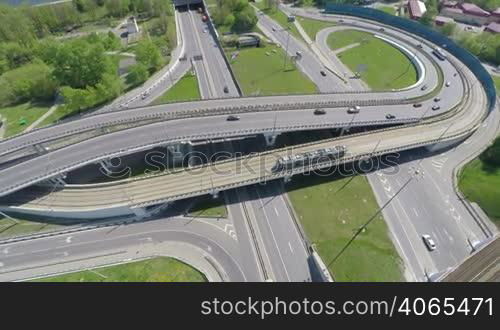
xmin=376 ymin=5 xmax=397 ymax=16
xmin=287 ymin=174 xmax=404 ymax=282
xmin=188 ymin=197 xmax=228 ymax=218
xmin=152 ymin=71 xmax=200 ymax=105
xmin=34 ymin=257 xmax=207 ymax=282
xmin=0 ymin=102 xmax=51 ymax=138
xmin=226 ymin=45 xmax=317 ymax=96
xmin=456 ymin=75 xmax=500 ymax=225
xmin=297 ymin=16 xmax=335 ymax=41
xmin=329 ymin=30 xmax=417 ymax=90
xmin=459 ymin=156 xmax=500 ymax=224
xmin=0 ymin=216 xmax=64 ymax=239
xmin=492 ymin=75 xmax=500 ymax=91
xmin=327 ymin=29 xmax=373 ymax=50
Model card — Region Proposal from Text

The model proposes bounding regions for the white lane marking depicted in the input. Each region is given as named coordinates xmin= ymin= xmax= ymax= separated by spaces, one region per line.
xmin=3 ymin=247 xmax=10 ymax=254
xmin=274 ymin=207 xmax=280 ymax=217
xmin=223 ymin=224 xmax=237 ymax=241
xmin=288 ymin=242 xmax=294 ymax=254
xmin=65 ymin=236 xmax=73 ymax=244
xmin=413 ymin=208 xmax=419 ymax=217
xmin=138 ymin=237 xmax=152 ymax=242
xmin=0 ymin=261 xmax=3 ymax=267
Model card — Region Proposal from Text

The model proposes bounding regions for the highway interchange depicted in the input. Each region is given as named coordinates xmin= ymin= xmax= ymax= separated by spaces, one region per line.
xmin=0 ymin=3 xmax=498 ymax=282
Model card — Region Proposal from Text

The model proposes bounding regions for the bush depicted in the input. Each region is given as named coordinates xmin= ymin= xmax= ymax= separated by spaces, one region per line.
xmin=126 ymin=63 xmax=150 ymax=86
xmin=0 ymin=60 xmax=57 ymax=106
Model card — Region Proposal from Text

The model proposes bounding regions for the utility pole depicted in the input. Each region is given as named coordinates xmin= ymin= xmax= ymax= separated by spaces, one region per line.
xmin=283 ymin=26 xmax=291 ymax=71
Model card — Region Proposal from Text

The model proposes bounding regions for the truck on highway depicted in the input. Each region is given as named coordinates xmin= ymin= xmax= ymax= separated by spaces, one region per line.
xmin=271 ymin=146 xmax=346 ymax=172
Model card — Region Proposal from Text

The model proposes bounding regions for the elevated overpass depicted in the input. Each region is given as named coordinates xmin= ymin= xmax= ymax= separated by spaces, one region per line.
xmin=0 ymin=10 xmax=494 ymax=219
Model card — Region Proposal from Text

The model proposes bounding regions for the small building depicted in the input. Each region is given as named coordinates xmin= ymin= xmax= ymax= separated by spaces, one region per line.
xmin=491 ymin=8 xmax=500 ymax=23
xmin=435 ymin=15 xmax=455 ymax=26
xmin=237 ymin=35 xmax=260 ymax=48
xmin=441 ymin=6 xmax=489 ymax=26
xmin=441 ymin=0 xmax=458 ymax=8
xmin=485 ymin=21 xmax=500 ymax=33
xmin=127 ymin=17 xmax=140 ymax=43
xmin=408 ymin=0 xmax=427 ymax=20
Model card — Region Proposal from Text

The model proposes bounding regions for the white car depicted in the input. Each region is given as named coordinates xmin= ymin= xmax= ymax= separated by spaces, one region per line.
xmin=422 ymin=234 xmax=436 ymax=251
xmin=347 ymin=106 xmax=360 ymax=114
xmin=445 ymin=81 xmax=451 ymax=87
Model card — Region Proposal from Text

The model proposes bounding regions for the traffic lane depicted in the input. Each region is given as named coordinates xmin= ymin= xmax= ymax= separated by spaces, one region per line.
xmin=0 ymin=217 xmax=246 ymax=281
xmin=249 ymin=182 xmax=313 ymax=282
xmin=191 ymin=11 xmax=240 ymax=98
xmin=0 ymin=78 xmax=458 ymax=157
xmin=257 ymin=14 xmax=341 ymax=93
xmin=0 ymin=101 xmax=457 ymax=193
xmin=224 ymin=192 xmax=264 ymax=282
xmin=387 ymin=160 xmax=471 ymax=271
xmin=369 ymin=169 xmax=439 ymax=277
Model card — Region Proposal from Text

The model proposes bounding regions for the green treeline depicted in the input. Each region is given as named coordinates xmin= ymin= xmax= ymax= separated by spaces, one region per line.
xmin=211 ymin=0 xmax=258 ymax=32
xmin=0 ymin=0 xmax=173 ymax=117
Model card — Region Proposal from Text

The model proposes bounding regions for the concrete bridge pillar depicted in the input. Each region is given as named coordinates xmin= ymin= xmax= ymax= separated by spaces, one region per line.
xmin=263 ymin=132 xmax=280 ymax=147
xmin=48 ymin=174 xmax=67 ymax=186
xmin=98 ymin=159 xmax=115 ymax=175
xmin=131 ymin=207 xmax=148 ymax=220
xmin=167 ymin=142 xmax=193 ymax=164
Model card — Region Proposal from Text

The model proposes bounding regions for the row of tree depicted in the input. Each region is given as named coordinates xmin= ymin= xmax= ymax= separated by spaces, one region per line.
xmin=0 ymin=0 xmax=169 ymax=44
xmin=0 ymin=31 xmax=122 ymax=109
xmin=212 ymin=0 xmax=258 ymax=33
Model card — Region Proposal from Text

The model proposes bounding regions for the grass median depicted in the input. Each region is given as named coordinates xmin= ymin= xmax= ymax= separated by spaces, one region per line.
xmin=459 ymin=152 xmax=500 ymax=225
xmin=328 ymin=30 xmax=417 ymax=90
xmin=152 ymin=71 xmax=201 ymax=105
xmin=0 ymin=102 xmax=51 ymax=138
xmin=33 ymin=257 xmax=207 ymax=282
xmin=287 ymin=173 xmax=404 ymax=282
xmin=297 ymin=16 xmax=335 ymax=41
xmin=226 ymin=45 xmax=317 ymax=96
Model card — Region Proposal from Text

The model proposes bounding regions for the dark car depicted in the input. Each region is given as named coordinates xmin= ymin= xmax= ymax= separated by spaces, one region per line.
xmin=420 ymin=84 xmax=428 ymax=91
xmin=320 ymin=70 xmax=327 ymax=77
xmin=226 ymin=115 xmax=240 ymax=121
xmin=413 ymin=103 xmax=422 ymax=108
xmin=379 ymin=27 xmax=385 ymax=32
xmin=385 ymin=114 xmax=396 ymax=119
xmin=434 ymin=97 xmax=441 ymax=102
xmin=223 ymin=86 xmax=229 ymax=93
xmin=314 ymin=108 xmax=326 ymax=115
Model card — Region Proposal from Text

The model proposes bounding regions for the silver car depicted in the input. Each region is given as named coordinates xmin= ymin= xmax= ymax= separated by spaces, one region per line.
xmin=422 ymin=234 xmax=436 ymax=251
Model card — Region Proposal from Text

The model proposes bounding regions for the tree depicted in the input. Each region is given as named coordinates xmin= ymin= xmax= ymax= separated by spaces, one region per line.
xmin=135 ymin=39 xmax=163 ymax=71
xmin=126 ymin=63 xmax=150 ymax=86
xmin=440 ymin=22 xmax=457 ymax=37
xmin=480 ymin=137 xmax=500 ymax=166
xmin=0 ymin=60 xmax=57 ymax=105
xmin=51 ymin=39 xmax=113 ymax=88
xmin=233 ymin=5 xmax=258 ymax=32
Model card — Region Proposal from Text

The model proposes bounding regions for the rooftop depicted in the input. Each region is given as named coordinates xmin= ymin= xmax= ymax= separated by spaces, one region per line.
xmin=460 ymin=3 xmax=490 ymax=16
xmin=485 ymin=21 xmax=500 ymax=33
